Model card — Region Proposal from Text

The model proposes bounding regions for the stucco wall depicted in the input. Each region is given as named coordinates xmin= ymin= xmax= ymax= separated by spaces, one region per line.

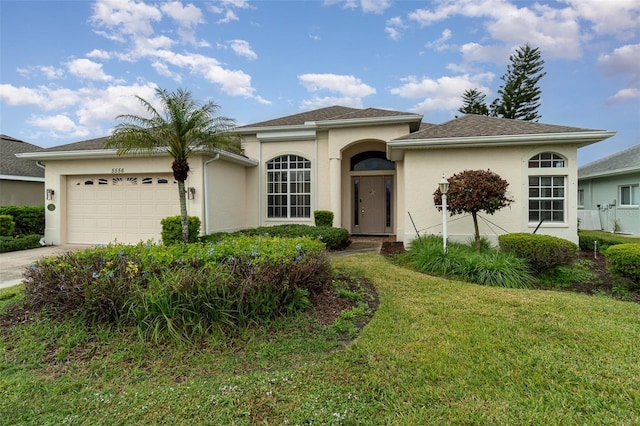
xmin=401 ymin=144 xmax=580 ymax=246
xmin=203 ymin=156 xmax=250 ymax=234
xmin=579 ymin=172 xmax=640 ymax=235
xmin=0 ymin=180 xmax=44 ymax=206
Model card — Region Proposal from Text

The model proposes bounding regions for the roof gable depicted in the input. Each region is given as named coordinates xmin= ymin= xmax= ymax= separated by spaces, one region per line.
xmin=578 ymin=144 xmax=640 ymax=178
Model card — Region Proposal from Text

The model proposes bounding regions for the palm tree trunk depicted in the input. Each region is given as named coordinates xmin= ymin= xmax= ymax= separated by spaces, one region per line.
xmin=177 ymin=180 xmax=189 ymax=242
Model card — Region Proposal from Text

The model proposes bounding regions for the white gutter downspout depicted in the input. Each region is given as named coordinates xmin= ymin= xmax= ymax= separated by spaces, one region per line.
xmin=203 ymin=154 xmax=220 ymax=234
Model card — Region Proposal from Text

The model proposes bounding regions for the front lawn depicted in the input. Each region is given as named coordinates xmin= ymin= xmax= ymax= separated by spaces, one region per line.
xmin=2 ymin=255 xmax=639 ymax=424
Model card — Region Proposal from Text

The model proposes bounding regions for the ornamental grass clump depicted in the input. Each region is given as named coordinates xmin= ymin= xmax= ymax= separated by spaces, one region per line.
xmin=21 ymin=236 xmax=330 ymax=341
xmin=406 ymin=235 xmax=534 ymax=288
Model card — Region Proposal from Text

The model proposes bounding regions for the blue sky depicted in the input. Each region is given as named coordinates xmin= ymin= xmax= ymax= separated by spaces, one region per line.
xmin=1 ymin=0 xmax=638 ymax=165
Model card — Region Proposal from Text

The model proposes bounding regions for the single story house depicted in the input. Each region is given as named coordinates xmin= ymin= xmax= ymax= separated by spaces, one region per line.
xmin=578 ymin=144 xmax=640 ymax=235
xmin=16 ymin=106 xmax=615 ymax=246
xmin=1 ymin=134 xmax=45 ymax=207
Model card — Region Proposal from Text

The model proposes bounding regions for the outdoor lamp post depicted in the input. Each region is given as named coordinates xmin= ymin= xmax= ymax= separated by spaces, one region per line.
xmin=439 ymin=175 xmax=450 ymax=253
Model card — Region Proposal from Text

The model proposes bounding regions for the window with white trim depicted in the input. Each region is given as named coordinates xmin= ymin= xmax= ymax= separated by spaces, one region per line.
xmin=528 ymin=152 xmax=567 ymax=223
xmin=577 ymin=188 xmax=585 ymax=208
xmin=266 ymin=155 xmax=311 ymax=218
xmin=620 ymin=184 xmax=639 ymax=207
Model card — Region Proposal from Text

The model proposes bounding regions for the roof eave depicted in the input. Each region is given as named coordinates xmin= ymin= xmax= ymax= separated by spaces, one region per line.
xmin=0 ymin=174 xmax=45 ymax=182
xmin=578 ymin=166 xmax=640 ymax=180
xmin=16 ymin=149 xmax=124 ymax=161
xmin=387 ymin=131 xmax=616 ymax=161
xmin=312 ymin=114 xmax=423 ymax=129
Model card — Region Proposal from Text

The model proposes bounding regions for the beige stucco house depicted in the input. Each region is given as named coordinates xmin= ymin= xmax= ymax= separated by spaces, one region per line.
xmin=16 ymin=106 xmax=614 ymax=246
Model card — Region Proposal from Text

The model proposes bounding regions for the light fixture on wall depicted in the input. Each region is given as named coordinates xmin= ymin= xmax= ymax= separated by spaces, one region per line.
xmin=46 ymin=188 xmax=55 ymax=200
xmin=187 ymin=187 xmax=196 ymax=200
xmin=438 ymin=175 xmax=450 ymax=253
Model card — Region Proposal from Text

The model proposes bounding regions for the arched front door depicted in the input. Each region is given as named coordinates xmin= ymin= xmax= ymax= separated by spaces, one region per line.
xmin=350 ymin=151 xmax=394 ymax=235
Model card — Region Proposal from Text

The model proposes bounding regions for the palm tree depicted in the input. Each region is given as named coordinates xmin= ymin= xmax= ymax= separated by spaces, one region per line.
xmin=107 ymin=87 xmax=240 ymax=242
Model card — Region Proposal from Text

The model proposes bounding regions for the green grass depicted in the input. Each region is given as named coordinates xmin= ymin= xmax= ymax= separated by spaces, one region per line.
xmin=2 ymin=255 xmax=640 ymax=424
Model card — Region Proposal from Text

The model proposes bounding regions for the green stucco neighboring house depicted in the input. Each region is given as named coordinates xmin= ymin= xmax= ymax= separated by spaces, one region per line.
xmin=578 ymin=144 xmax=640 ymax=235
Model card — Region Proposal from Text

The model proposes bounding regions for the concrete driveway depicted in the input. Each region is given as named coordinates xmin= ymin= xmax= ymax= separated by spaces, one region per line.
xmin=0 ymin=245 xmax=92 ymax=289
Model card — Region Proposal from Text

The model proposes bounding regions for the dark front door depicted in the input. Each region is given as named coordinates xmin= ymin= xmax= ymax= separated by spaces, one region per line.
xmin=352 ymin=176 xmax=391 ymax=234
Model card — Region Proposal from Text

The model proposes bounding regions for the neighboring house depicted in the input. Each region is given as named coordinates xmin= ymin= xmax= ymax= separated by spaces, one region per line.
xmin=0 ymin=135 xmax=45 ymax=206
xmin=578 ymin=144 xmax=640 ymax=235
xmin=16 ymin=106 xmax=614 ymax=246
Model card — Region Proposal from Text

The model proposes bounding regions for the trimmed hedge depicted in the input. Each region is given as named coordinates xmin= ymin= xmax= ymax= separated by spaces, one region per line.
xmin=606 ymin=243 xmax=640 ymax=290
xmin=498 ymin=233 xmax=579 ymax=274
xmin=314 ymin=210 xmax=334 ymax=227
xmin=578 ymin=230 xmax=637 ymax=252
xmin=201 ymin=224 xmax=350 ymax=251
xmin=0 ymin=206 xmax=44 ymax=236
xmin=0 ymin=215 xmax=15 ymax=237
xmin=0 ymin=234 xmax=42 ymax=253
xmin=161 ymin=215 xmax=201 ymax=244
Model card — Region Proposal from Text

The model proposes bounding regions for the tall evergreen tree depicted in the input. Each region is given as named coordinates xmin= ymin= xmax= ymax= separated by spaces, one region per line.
xmin=490 ymin=44 xmax=546 ymax=121
xmin=458 ymin=88 xmax=489 ymax=116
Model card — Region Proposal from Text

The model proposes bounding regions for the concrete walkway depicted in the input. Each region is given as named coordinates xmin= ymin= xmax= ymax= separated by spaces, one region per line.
xmin=0 ymin=241 xmax=381 ymax=290
xmin=0 ymin=245 xmax=93 ymax=289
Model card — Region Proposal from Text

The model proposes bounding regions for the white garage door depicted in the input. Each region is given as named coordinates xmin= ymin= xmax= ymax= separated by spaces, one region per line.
xmin=67 ymin=174 xmax=181 ymax=244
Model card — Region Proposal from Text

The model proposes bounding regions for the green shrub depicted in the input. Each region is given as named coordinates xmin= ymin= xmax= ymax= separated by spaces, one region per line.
xmin=498 ymin=233 xmax=579 ymax=274
xmin=606 ymin=244 xmax=640 ymax=291
xmin=0 ymin=215 xmax=15 ymax=237
xmin=0 ymin=234 xmax=42 ymax=253
xmin=537 ymin=260 xmax=597 ymax=288
xmin=22 ymin=236 xmax=331 ymax=340
xmin=200 ymin=224 xmax=350 ymax=251
xmin=406 ymin=235 xmax=534 ymax=288
xmin=578 ymin=230 xmax=635 ymax=252
xmin=0 ymin=206 xmax=45 ymax=235
xmin=314 ymin=210 xmax=334 ymax=227
xmin=161 ymin=215 xmax=201 ymax=244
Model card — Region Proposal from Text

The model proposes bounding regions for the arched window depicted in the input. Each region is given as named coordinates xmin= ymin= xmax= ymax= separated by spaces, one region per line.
xmin=266 ymin=155 xmax=311 ymax=218
xmin=528 ymin=152 xmax=566 ymax=223
xmin=350 ymin=151 xmax=395 ymax=171
xmin=528 ymin=152 xmax=565 ymax=168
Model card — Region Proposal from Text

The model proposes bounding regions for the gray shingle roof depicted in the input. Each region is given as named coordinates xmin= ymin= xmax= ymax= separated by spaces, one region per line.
xmin=238 ymin=105 xmax=421 ymax=129
xmin=396 ymin=114 xmax=601 ymax=140
xmin=0 ymin=135 xmax=44 ymax=178
xmin=31 ymin=136 xmax=111 ymax=152
xmin=578 ymin=144 xmax=640 ymax=178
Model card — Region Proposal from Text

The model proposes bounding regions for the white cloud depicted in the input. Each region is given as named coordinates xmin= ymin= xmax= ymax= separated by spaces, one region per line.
xmin=86 ymin=49 xmax=112 ymax=60
xmin=385 ymin=16 xmax=405 ymax=40
xmin=27 ymin=114 xmax=86 ymax=134
xmin=360 ymin=0 xmax=392 ymax=14
xmin=408 ymin=0 xmax=584 ymax=61
xmin=91 ymin=0 xmax=162 ymax=39
xmin=390 ymin=73 xmax=494 ymax=114
xmin=151 ymin=61 xmax=182 ymax=82
xmin=299 ymin=73 xmax=376 ymax=98
xmin=607 ymin=88 xmax=640 ymax=104
xmin=298 ymin=74 xmax=376 ymax=110
xmin=425 ymin=29 xmax=453 ymax=51
xmin=0 ymin=84 xmax=81 ymax=110
xmin=161 ymin=1 xmax=203 ymax=27
xmin=598 ymin=43 xmax=640 ymax=104
xmin=227 ymin=40 xmax=258 ymax=60
xmin=567 ymin=0 xmax=640 ymax=39
xmin=67 ymin=59 xmax=113 ymax=81
xmin=324 ymin=0 xmax=390 ymax=14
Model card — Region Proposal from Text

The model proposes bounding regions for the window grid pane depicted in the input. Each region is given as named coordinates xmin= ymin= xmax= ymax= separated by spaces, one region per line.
xmin=529 ymin=175 xmax=565 ymax=223
xmin=528 ymin=153 xmax=565 ymax=168
xmin=266 ymin=155 xmax=311 ymax=219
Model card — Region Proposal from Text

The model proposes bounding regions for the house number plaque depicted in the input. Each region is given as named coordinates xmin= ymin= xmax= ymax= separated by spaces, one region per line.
xmin=112 ymin=168 xmax=125 ymax=174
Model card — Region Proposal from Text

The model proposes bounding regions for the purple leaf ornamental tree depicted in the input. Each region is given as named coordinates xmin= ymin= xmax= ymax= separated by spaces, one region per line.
xmin=433 ymin=169 xmax=514 ymax=252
